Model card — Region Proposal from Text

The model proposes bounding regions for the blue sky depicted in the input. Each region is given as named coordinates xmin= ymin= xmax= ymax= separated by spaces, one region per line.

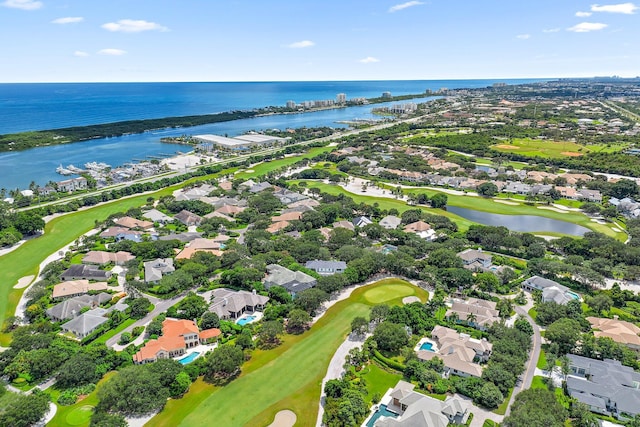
xmin=0 ymin=0 xmax=638 ymax=82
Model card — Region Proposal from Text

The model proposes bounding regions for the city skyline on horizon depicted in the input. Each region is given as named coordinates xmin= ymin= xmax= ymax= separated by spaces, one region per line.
xmin=1 ymin=0 xmax=639 ymax=83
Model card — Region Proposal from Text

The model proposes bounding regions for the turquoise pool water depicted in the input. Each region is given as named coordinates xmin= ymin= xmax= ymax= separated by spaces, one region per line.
xmin=419 ymin=342 xmax=435 ymax=352
xmin=236 ymin=315 xmax=257 ymax=326
xmin=366 ymin=404 xmax=399 ymax=427
xmin=566 ymin=291 xmax=580 ymax=300
xmin=178 ymin=351 xmax=200 ymax=365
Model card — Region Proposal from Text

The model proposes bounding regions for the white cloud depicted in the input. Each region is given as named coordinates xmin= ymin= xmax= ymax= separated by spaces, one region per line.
xmin=2 ymin=0 xmax=42 ymax=10
xmin=52 ymin=16 xmax=83 ymax=24
xmin=543 ymin=28 xmax=561 ymax=33
xmin=567 ymin=22 xmax=608 ymax=32
xmin=575 ymin=11 xmax=593 ymax=17
xmin=73 ymin=51 xmax=89 ymax=57
xmin=359 ymin=56 xmax=380 ymax=63
xmin=516 ymin=34 xmax=531 ymax=39
xmin=102 ymin=19 xmax=168 ymax=33
xmin=287 ymin=40 xmax=315 ymax=48
xmin=98 ymin=48 xmax=127 ymax=56
xmin=591 ymin=2 xmax=638 ymax=14
xmin=389 ymin=1 xmax=424 ymax=13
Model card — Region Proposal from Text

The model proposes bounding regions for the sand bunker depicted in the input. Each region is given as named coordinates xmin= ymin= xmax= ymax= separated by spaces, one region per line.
xmin=403 ymin=296 xmax=421 ymax=304
xmin=561 ymin=151 xmax=582 ymax=157
xmin=14 ymin=275 xmax=35 ymax=289
xmin=537 ymin=206 xmax=568 ymax=213
xmin=495 ymin=144 xmax=519 ymax=149
xmin=494 ymin=200 xmax=519 ymax=206
xmin=268 ymin=410 xmax=297 ymax=427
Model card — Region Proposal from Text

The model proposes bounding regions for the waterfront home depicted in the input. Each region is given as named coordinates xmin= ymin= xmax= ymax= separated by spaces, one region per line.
xmin=375 ymin=380 xmax=468 ymax=426
xmin=416 ymin=325 xmax=492 ymax=378
xmin=52 ymin=280 xmax=109 ymax=300
xmin=263 ymin=264 xmax=317 ymax=295
xmin=61 ymin=264 xmax=112 ymax=281
xmin=566 ymin=354 xmax=640 ymax=420
xmin=144 ymin=258 xmax=175 ymax=283
xmin=587 ymin=317 xmax=640 ymax=352
xmin=57 ymin=177 xmax=88 ymax=192
xmin=133 ymin=318 xmax=221 ymax=364
xmin=209 ymin=288 xmax=269 ymax=319
xmin=304 ymin=260 xmax=347 ymax=276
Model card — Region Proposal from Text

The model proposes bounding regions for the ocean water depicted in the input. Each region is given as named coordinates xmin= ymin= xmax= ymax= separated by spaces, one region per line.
xmin=0 ymin=80 xmax=544 ymax=134
xmin=0 ymin=79 xmax=547 ymax=189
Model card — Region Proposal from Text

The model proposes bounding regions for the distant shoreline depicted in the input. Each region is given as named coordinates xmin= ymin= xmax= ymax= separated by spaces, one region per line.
xmin=0 ymin=92 xmax=434 ymax=153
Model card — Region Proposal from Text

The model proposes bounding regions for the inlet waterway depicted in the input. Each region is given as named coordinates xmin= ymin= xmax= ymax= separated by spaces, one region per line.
xmin=447 ymin=206 xmax=590 ymax=236
xmin=0 ymin=97 xmax=430 ymax=190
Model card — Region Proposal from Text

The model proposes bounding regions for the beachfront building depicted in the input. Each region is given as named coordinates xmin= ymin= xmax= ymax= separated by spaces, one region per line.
xmin=133 ymin=318 xmax=221 ymax=364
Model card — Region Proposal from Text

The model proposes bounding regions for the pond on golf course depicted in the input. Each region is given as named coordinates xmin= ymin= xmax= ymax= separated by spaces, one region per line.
xmin=447 ymin=206 xmax=591 ymax=236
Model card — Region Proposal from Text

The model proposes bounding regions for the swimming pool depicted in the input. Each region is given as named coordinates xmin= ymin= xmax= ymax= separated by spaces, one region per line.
xmin=566 ymin=291 xmax=580 ymax=300
xmin=366 ymin=404 xmax=399 ymax=427
xmin=236 ymin=315 xmax=257 ymax=326
xmin=419 ymin=342 xmax=435 ymax=352
xmin=178 ymin=351 xmax=200 ymax=365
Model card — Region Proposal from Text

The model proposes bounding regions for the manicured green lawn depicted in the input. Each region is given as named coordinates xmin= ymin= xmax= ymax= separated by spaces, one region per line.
xmin=149 ymin=279 xmax=428 ymax=427
xmin=92 ymin=318 xmax=136 ymax=345
xmin=493 ymin=387 xmax=513 ymax=415
xmin=363 ymin=283 xmax=415 ymax=304
xmin=536 ymin=349 xmax=547 ymax=370
xmin=360 ymin=363 xmax=403 ymax=404
xmin=48 ymin=371 xmax=116 ymax=427
xmin=491 ymin=138 xmax=589 ymax=159
xmin=234 ymin=145 xmax=334 ymax=179
xmin=531 ymin=376 xmax=547 ymax=390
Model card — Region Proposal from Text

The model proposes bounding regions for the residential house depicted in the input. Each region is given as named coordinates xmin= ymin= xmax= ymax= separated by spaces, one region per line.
xmin=215 ymin=204 xmax=246 ymax=216
xmin=142 ymin=209 xmax=174 ymax=224
xmin=272 ymin=189 xmax=308 ymax=205
xmin=566 ymin=354 xmax=640 ymax=420
xmin=82 ymin=250 xmax=135 ymax=266
xmin=61 ymin=308 xmax=109 ymax=338
xmin=304 ymin=260 xmax=347 ymax=276
xmin=333 ymin=220 xmax=355 ymax=231
xmin=521 ymin=275 xmax=577 ymax=305
xmin=379 ymin=215 xmax=402 ymax=230
xmin=446 ymin=298 xmax=500 ymax=331
xmin=114 ymin=216 xmax=154 ymax=230
xmin=99 ymin=226 xmax=130 ymax=238
xmin=175 ymin=247 xmax=223 ymax=260
xmin=456 ymin=249 xmax=492 ymax=272
xmin=578 ymin=189 xmax=603 ymax=203
xmin=503 ymin=182 xmax=531 ymax=195
xmin=174 ymin=210 xmax=203 ymax=227
xmin=46 ymin=293 xmax=111 ymax=321
xmin=404 ymin=220 xmax=436 ymax=241
xmin=375 ymin=380 xmax=468 ymax=427
xmin=133 ymin=318 xmax=221 ymax=364
xmin=248 ymin=182 xmax=273 ymax=193
xmin=587 ymin=317 xmax=640 ymax=352
xmin=271 ymin=212 xmax=303 ymax=223
xmin=416 ymin=325 xmax=492 ymax=378
xmin=209 ymin=288 xmax=269 ymax=319
xmin=115 ymin=230 xmax=146 ymax=242
xmin=52 ymin=280 xmax=109 ymax=300
xmin=57 ymin=177 xmax=88 ymax=192
xmin=267 ymin=220 xmax=291 ymax=234
xmin=352 ymin=216 xmax=373 ymax=228
xmin=263 ymin=264 xmax=317 ymax=295
xmin=144 ymin=258 xmax=175 ymax=283
xmin=60 ymin=264 xmax=112 ymax=281
xmin=158 ymin=232 xmax=202 ymax=242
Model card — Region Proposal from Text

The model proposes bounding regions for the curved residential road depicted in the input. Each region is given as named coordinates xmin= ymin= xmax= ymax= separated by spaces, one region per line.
xmin=105 ymin=293 xmax=189 ymax=349
xmin=505 ymin=305 xmax=541 ymax=416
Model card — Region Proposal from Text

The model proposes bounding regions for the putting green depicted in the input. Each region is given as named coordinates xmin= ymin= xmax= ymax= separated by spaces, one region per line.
xmin=65 ymin=405 xmax=94 ymax=426
xmin=363 ymin=283 xmax=415 ymax=304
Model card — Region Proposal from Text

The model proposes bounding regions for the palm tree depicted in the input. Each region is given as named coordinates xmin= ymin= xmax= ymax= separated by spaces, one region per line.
xmin=466 ymin=312 xmax=477 ymax=326
xmin=448 ymin=312 xmax=459 ymax=324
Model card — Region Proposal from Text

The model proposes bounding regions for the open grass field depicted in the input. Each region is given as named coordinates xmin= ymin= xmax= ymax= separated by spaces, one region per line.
xmin=360 ymin=363 xmax=403 ymax=403
xmin=148 ymin=279 xmax=428 ymax=427
xmin=234 ymin=145 xmax=334 ymax=180
xmin=491 ymin=138 xmax=627 ymax=159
